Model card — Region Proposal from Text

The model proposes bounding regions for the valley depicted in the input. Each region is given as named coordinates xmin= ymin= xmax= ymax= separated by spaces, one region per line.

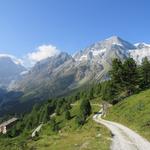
xmin=1 ymin=36 xmax=150 ymax=116
xmin=0 ymin=1 xmax=150 ymax=149
xmin=0 ymin=36 xmax=150 ymax=150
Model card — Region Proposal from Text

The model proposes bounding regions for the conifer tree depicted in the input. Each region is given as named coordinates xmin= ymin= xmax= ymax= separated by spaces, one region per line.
xmin=65 ymin=110 xmax=71 ymax=120
xmin=101 ymin=81 xmax=117 ymax=103
xmin=122 ymin=58 xmax=138 ymax=95
xmin=140 ymin=57 xmax=150 ymax=88
xmin=88 ymin=87 xmax=94 ymax=99
xmin=80 ymin=99 xmax=91 ymax=118
xmin=110 ymin=58 xmax=124 ymax=90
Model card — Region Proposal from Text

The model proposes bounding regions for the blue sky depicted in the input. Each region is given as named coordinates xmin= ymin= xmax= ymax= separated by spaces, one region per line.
xmin=0 ymin=0 xmax=150 ymax=60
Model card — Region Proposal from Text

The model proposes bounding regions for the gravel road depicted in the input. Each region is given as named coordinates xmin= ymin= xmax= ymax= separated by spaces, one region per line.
xmin=93 ymin=110 xmax=150 ymax=150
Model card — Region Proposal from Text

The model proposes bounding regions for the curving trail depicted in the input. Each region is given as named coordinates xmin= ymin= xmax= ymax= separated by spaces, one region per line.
xmin=93 ymin=110 xmax=150 ymax=150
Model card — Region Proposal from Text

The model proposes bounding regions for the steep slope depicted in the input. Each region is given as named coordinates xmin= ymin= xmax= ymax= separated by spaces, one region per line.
xmin=13 ymin=52 xmax=76 ymax=100
xmin=0 ymin=99 xmax=111 ymax=150
xmin=0 ymin=55 xmax=26 ymax=89
xmin=106 ymin=89 xmax=150 ymax=141
xmin=73 ymin=36 xmax=135 ymax=81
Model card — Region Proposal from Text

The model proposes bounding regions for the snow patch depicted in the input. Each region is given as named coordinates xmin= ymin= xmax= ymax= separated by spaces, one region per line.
xmin=20 ymin=70 xmax=29 ymax=76
xmin=79 ymin=55 xmax=88 ymax=61
xmin=129 ymin=47 xmax=150 ymax=64
xmin=134 ymin=42 xmax=150 ymax=48
xmin=91 ymin=49 xmax=106 ymax=56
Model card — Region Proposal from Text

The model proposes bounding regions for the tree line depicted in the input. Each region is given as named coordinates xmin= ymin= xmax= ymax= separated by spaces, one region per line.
xmin=102 ymin=57 xmax=150 ymax=103
xmin=3 ymin=56 xmax=150 ymax=138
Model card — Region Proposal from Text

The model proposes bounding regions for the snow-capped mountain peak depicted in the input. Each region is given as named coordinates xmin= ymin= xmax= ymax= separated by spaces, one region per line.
xmin=0 ymin=54 xmax=23 ymax=65
xmin=104 ymin=36 xmax=136 ymax=49
xmin=2 ymin=35 xmax=150 ymax=103
xmin=134 ymin=42 xmax=150 ymax=49
xmin=73 ymin=36 xmax=135 ymax=62
xmin=0 ymin=54 xmax=26 ymax=89
xmin=105 ymin=36 xmax=123 ymax=44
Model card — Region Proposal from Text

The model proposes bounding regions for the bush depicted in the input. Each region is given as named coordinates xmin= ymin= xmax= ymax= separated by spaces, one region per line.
xmin=65 ymin=110 xmax=71 ymax=120
xmin=76 ymin=114 xmax=86 ymax=126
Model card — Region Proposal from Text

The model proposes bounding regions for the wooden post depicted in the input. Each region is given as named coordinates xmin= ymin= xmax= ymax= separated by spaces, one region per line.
xmin=102 ymin=102 xmax=108 ymax=117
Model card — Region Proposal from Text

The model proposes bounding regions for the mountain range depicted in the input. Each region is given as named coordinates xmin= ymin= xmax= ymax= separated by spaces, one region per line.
xmin=0 ymin=36 xmax=150 ymax=115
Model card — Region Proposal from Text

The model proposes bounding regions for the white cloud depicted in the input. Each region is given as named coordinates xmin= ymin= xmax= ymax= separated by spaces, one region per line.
xmin=27 ymin=45 xmax=60 ymax=63
xmin=0 ymin=44 xmax=60 ymax=68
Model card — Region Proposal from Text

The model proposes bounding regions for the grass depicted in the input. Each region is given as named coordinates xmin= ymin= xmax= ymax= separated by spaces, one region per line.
xmin=106 ymin=89 xmax=150 ymax=141
xmin=1 ymin=88 xmax=150 ymax=149
xmin=0 ymin=98 xmax=111 ymax=150
xmin=0 ymin=132 xmax=30 ymax=150
xmin=27 ymin=99 xmax=111 ymax=150
xmin=2 ymin=89 xmax=150 ymax=149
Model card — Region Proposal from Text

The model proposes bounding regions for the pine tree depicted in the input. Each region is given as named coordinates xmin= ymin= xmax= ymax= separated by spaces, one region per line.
xmin=55 ymin=102 xmax=61 ymax=115
xmin=31 ymin=105 xmax=39 ymax=126
xmin=88 ymin=87 xmax=94 ymax=99
xmin=65 ymin=110 xmax=71 ymax=120
xmin=109 ymin=58 xmax=124 ymax=90
xmin=95 ymin=83 xmax=101 ymax=96
xmin=122 ymin=58 xmax=138 ymax=95
xmin=80 ymin=99 xmax=91 ymax=118
xmin=38 ymin=105 xmax=50 ymax=123
xmin=140 ymin=57 xmax=150 ymax=88
xmin=50 ymin=118 xmax=59 ymax=132
xmin=42 ymin=105 xmax=50 ymax=123
xmin=101 ymin=81 xmax=117 ymax=103
xmin=76 ymin=113 xmax=86 ymax=126
xmin=75 ymin=99 xmax=92 ymax=126
xmin=110 ymin=58 xmax=138 ymax=96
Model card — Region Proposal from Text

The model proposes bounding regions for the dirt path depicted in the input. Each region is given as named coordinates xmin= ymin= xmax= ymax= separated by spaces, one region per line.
xmin=93 ymin=110 xmax=150 ymax=150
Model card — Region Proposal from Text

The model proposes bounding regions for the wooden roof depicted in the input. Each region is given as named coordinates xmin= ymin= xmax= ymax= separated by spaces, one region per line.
xmin=0 ymin=117 xmax=18 ymax=127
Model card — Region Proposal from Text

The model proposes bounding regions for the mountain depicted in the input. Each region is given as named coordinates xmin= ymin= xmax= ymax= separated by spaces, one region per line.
xmin=1 ymin=36 xmax=150 ymax=115
xmin=11 ymin=36 xmax=134 ymax=100
xmin=73 ymin=36 xmax=136 ymax=80
xmin=73 ymin=36 xmax=135 ymax=62
xmin=11 ymin=52 xmax=75 ymax=99
xmin=0 ymin=55 xmax=26 ymax=89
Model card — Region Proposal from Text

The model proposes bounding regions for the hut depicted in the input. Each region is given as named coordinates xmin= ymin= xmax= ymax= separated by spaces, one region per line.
xmin=0 ymin=117 xmax=18 ymax=134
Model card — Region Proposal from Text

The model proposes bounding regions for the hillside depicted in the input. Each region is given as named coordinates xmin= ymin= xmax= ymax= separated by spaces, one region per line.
xmin=0 ymin=98 xmax=111 ymax=150
xmin=1 ymin=36 xmax=150 ymax=116
xmin=106 ymin=89 xmax=150 ymax=141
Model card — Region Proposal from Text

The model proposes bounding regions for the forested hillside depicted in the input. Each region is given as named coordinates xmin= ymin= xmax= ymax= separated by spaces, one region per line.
xmin=1 ymin=56 xmax=150 ymax=149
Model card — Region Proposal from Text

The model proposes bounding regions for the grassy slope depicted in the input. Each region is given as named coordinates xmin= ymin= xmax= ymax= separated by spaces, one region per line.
xmin=0 ymin=132 xmax=31 ymax=150
xmin=106 ymin=89 xmax=150 ymax=141
xmin=27 ymin=99 xmax=111 ymax=150
xmin=0 ymin=98 xmax=111 ymax=150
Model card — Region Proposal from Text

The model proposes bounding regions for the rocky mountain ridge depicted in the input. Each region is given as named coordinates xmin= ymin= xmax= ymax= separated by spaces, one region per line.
xmin=1 ymin=36 xmax=150 ymax=101
xmin=0 ymin=36 xmax=150 ymax=115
